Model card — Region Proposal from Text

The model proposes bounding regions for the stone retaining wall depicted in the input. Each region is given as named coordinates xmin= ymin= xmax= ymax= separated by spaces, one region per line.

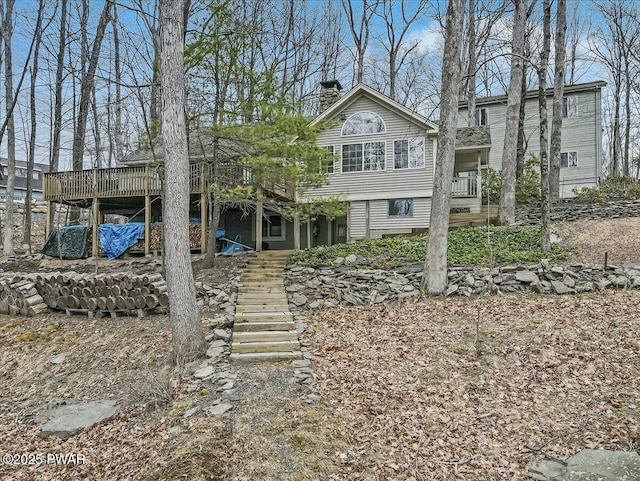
xmin=285 ymin=260 xmax=640 ymax=309
xmin=516 ymin=199 xmax=640 ymax=224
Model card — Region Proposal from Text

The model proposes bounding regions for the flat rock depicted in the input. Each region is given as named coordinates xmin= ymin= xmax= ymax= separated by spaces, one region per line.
xmin=207 ymin=403 xmax=233 ymax=416
xmin=551 ymin=280 xmax=575 ymax=295
xmin=206 ymin=346 xmax=225 ymax=358
xmin=213 ymin=329 xmax=230 ymax=340
xmin=291 ymin=293 xmax=308 ymax=306
xmin=527 ymin=449 xmax=640 ymax=480
xmin=40 ymin=400 xmax=118 ymax=438
xmin=50 ymin=355 xmax=66 ymax=365
xmin=516 ymin=270 xmax=540 ymax=284
xmin=194 ymin=365 xmax=215 ymax=379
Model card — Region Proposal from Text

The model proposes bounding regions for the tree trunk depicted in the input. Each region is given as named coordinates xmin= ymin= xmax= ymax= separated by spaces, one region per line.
xmin=25 ymin=1 xmax=45 ymax=250
xmin=203 ymin=197 xmax=220 ymax=269
xmin=112 ymin=1 xmax=123 ymax=164
xmin=515 ymin=57 xmax=528 ymax=179
xmin=549 ymin=0 xmax=566 ymax=202
xmin=466 ymin=0 xmax=476 ymax=127
xmin=3 ymin=0 xmax=16 ymax=255
xmin=51 ymin=0 xmax=67 ymax=173
xmin=539 ymin=0 xmax=551 ymax=253
xmin=69 ymin=0 xmax=112 ymax=223
xmin=160 ymin=0 xmax=205 ymax=362
xmin=423 ymin=0 xmax=465 ymax=296
xmin=498 ymin=0 xmax=527 ymax=225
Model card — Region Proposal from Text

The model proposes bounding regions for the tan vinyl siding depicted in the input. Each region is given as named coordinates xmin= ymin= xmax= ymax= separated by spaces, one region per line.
xmin=349 ymin=201 xmax=367 ymax=239
xmin=302 ymin=95 xmax=435 ymax=201
xmin=369 ymin=197 xmax=431 ymax=235
xmin=458 ymin=87 xmax=601 ymax=197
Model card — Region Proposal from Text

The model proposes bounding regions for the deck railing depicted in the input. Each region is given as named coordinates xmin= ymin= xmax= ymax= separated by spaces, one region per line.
xmin=44 ymin=162 xmax=296 ymax=202
xmin=451 ymin=175 xmax=478 ymax=197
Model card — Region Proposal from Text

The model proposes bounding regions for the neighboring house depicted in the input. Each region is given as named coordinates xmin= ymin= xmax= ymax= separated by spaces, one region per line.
xmin=458 ymin=81 xmax=606 ymax=198
xmin=301 ymin=81 xmax=490 ymax=243
xmin=0 ymin=159 xmax=50 ymax=201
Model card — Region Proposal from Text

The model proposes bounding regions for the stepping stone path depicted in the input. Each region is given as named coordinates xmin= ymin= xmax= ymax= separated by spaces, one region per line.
xmin=230 ymin=250 xmax=302 ymax=362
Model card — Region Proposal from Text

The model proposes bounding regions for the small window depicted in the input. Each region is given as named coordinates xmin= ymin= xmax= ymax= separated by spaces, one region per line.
xmin=33 ymin=171 xmax=40 ymax=180
xmin=342 ymin=142 xmax=385 ymax=172
xmin=560 ymin=151 xmax=578 ymax=168
xmin=388 ymin=198 xmax=413 ymax=216
xmin=394 ymin=138 xmax=425 ymax=169
xmin=320 ymin=146 xmax=335 ymax=173
xmin=563 ymin=96 xmax=577 ymax=117
xmin=475 ymin=108 xmax=488 ymax=126
xmin=262 ymin=214 xmax=285 ymax=240
xmin=341 ymin=111 xmax=386 ymax=136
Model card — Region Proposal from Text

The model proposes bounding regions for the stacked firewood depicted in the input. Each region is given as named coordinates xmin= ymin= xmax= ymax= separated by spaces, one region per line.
xmin=129 ymin=224 xmax=202 ymax=252
xmin=0 ymin=276 xmax=49 ymax=316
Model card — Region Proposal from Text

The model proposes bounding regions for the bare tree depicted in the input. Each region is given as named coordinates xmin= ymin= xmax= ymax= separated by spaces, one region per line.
xmin=51 ymin=0 xmax=68 ymax=173
xmin=498 ymin=0 xmax=527 ymax=225
xmin=465 ymin=0 xmax=477 ymax=126
xmin=342 ymin=0 xmax=378 ymax=85
xmin=2 ymin=0 xmax=16 ymax=255
xmin=549 ymin=0 xmax=566 ymax=201
xmin=423 ymin=0 xmax=465 ymax=295
xmin=160 ymin=0 xmax=205 ymax=362
xmin=538 ymin=0 xmax=551 ymax=252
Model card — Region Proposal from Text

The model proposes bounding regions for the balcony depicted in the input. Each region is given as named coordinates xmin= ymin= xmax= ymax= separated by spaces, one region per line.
xmin=451 ymin=175 xmax=478 ymax=198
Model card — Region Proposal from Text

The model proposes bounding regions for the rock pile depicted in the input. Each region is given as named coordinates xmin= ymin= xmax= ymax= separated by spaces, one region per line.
xmin=516 ymin=199 xmax=640 ymax=224
xmin=285 ymin=260 xmax=640 ymax=309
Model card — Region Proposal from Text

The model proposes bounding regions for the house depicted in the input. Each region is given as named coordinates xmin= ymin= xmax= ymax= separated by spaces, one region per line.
xmin=458 ymin=81 xmax=606 ymax=197
xmin=0 ymin=158 xmax=50 ymax=201
xmin=301 ymin=81 xmax=489 ymax=243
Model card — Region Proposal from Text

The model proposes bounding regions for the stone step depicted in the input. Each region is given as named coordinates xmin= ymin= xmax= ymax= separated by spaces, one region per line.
xmin=233 ymin=331 xmax=299 ymax=342
xmin=232 ymin=339 xmax=301 ymax=354
xmin=235 ymin=311 xmax=293 ymax=323
xmin=233 ymin=320 xmax=296 ymax=331
xmin=229 ymin=351 xmax=302 ymax=362
xmin=236 ymin=304 xmax=290 ymax=312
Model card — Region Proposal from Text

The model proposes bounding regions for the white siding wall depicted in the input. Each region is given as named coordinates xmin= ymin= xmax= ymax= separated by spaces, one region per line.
xmin=350 ymin=201 xmax=367 ymax=239
xmin=349 ymin=197 xmax=432 ymax=240
xmin=302 ymin=95 xmax=435 ymax=202
xmin=459 ymin=87 xmax=602 ymax=197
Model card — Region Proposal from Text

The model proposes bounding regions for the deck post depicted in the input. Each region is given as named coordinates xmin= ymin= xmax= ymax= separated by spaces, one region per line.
xmin=145 ymin=195 xmax=151 ymax=255
xmin=306 ymin=220 xmax=312 ymax=249
xmin=327 ymin=217 xmax=333 ymax=246
xmin=45 ymin=201 xmax=53 ymax=240
xmin=92 ymin=197 xmax=100 ymax=258
xmin=293 ymin=216 xmax=300 ymax=250
xmin=255 ymin=187 xmax=263 ymax=252
xmin=200 ymin=191 xmax=207 ymax=254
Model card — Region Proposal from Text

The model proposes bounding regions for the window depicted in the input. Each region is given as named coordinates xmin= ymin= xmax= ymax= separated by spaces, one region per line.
xmin=262 ymin=214 xmax=285 ymax=240
xmin=341 ymin=111 xmax=386 ymax=136
xmin=560 ymin=151 xmax=578 ymax=168
xmin=394 ymin=138 xmax=425 ymax=169
xmin=342 ymin=142 xmax=385 ymax=172
xmin=388 ymin=198 xmax=413 ymax=216
xmin=563 ymin=96 xmax=577 ymax=117
xmin=475 ymin=108 xmax=488 ymax=126
xmin=321 ymin=146 xmax=335 ymax=173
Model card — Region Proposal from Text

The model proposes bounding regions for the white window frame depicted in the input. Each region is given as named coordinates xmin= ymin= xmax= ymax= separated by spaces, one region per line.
xmin=388 ymin=198 xmax=414 ymax=217
xmin=475 ymin=108 xmax=488 ymax=126
xmin=262 ymin=213 xmax=286 ymax=241
xmin=560 ymin=151 xmax=578 ymax=168
xmin=341 ymin=141 xmax=386 ymax=173
xmin=341 ymin=111 xmax=386 ymax=136
xmin=320 ymin=145 xmax=335 ymax=174
xmin=562 ymin=96 xmax=577 ymax=118
xmin=393 ymin=138 xmax=425 ymax=170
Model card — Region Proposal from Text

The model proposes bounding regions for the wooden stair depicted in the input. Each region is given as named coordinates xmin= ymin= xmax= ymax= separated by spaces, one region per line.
xmin=230 ymin=250 xmax=302 ymax=362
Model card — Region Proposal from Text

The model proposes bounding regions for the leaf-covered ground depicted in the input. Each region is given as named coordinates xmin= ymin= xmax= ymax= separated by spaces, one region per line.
xmin=304 ymin=291 xmax=640 ymax=480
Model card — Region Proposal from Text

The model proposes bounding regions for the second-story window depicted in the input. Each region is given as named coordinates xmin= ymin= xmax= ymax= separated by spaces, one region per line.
xmin=341 ymin=112 xmax=386 ymax=136
xmin=475 ymin=108 xmax=488 ymax=126
xmin=563 ymin=96 xmax=577 ymax=117
xmin=342 ymin=142 xmax=385 ymax=172
xmin=394 ymin=138 xmax=425 ymax=169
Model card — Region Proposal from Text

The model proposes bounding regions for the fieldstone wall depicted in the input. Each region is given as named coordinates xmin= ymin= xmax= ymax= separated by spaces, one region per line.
xmin=285 ymin=259 xmax=640 ymax=309
xmin=516 ymin=199 xmax=640 ymax=224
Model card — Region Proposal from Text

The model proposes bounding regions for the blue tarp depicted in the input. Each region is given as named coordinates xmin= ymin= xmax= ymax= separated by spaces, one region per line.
xmin=99 ymin=223 xmax=145 ymax=260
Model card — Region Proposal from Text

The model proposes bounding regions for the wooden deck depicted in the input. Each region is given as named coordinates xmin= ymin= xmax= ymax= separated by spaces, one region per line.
xmin=43 ymin=162 xmax=295 ymax=203
xmin=449 ymin=205 xmax=498 ymax=229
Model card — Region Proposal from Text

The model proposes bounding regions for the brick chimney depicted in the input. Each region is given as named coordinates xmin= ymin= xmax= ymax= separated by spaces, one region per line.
xmin=319 ymin=80 xmax=343 ymax=114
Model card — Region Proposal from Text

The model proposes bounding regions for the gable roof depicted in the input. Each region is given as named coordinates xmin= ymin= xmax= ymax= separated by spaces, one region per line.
xmin=311 ymin=83 xmax=438 ymax=131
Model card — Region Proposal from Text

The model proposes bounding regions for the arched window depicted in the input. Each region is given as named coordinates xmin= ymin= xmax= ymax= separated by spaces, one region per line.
xmin=341 ymin=111 xmax=386 ymax=136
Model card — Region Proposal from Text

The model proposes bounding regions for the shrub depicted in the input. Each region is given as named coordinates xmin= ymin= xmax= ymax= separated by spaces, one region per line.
xmin=599 ymin=175 xmax=640 ymax=199
xmin=516 ymin=155 xmax=541 ymax=204
xmin=481 ymin=168 xmax=501 ymax=205
xmin=572 ymin=186 xmax=608 ymax=204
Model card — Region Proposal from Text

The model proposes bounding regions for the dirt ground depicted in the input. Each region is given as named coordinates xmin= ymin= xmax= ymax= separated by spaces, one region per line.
xmin=0 ymin=217 xmax=639 ymax=480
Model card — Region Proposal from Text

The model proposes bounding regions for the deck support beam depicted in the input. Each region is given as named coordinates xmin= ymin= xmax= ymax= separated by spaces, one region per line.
xmin=255 ymin=187 xmax=263 ymax=252
xmin=45 ymin=201 xmax=53 ymax=240
xmin=200 ymin=191 xmax=207 ymax=254
xmin=92 ymin=198 xmax=100 ymax=258
xmin=145 ymin=195 xmax=151 ymax=255
xmin=293 ymin=216 xmax=300 ymax=250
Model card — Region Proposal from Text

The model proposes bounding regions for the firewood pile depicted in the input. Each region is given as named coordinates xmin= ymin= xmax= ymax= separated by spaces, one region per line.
xmin=129 ymin=224 xmax=202 ymax=252
xmin=0 ymin=272 xmax=217 ymax=317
